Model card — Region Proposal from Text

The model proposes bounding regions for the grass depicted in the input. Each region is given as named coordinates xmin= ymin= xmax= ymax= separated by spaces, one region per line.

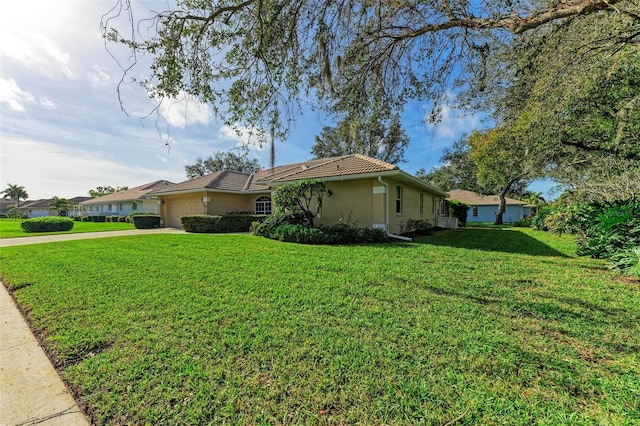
xmin=0 ymin=228 xmax=638 ymax=425
xmin=0 ymin=218 xmax=134 ymax=238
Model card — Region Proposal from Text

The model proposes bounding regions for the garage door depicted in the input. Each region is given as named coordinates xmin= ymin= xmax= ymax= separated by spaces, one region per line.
xmin=165 ymin=196 xmax=203 ymax=227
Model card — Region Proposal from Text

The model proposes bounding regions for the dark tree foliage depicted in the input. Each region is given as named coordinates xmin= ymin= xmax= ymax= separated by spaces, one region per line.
xmin=185 ymin=148 xmax=261 ymax=179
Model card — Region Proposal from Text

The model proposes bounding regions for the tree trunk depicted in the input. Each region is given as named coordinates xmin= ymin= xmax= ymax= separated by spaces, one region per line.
xmin=494 ymin=186 xmax=510 ymax=225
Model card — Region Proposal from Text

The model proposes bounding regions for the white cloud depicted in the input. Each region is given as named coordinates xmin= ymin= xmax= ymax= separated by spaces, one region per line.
xmin=40 ymin=98 xmax=56 ymax=109
xmin=0 ymin=78 xmax=35 ymax=112
xmin=0 ymin=135 xmax=184 ymax=199
xmin=156 ymin=92 xmax=211 ymax=128
xmin=427 ymin=103 xmax=481 ymax=139
xmin=218 ymin=125 xmax=265 ymax=150
xmin=88 ymin=64 xmax=112 ymax=86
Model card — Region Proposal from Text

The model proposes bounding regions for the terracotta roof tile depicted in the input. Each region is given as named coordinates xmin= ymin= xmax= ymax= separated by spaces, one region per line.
xmin=151 ymin=171 xmax=266 ymax=194
xmin=255 ymin=154 xmax=398 ymax=184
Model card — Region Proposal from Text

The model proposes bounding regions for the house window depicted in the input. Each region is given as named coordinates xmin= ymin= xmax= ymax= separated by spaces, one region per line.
xmin=419 ymin=193 xmax=424 ymax=215
xmin=473 ymin=206 xmax=478 ymax=217
xmin=118 ymin=203 xmax=122 ymax=211
xmin=395 ymin=186 xmax=403 ymax=214
xmin=132 ymin=202 xmax=137 ymax=211
xmin=108 ymin=204 xmax=112 ymax=211
xmin=255 ymin=196 xmax=272 ymax=215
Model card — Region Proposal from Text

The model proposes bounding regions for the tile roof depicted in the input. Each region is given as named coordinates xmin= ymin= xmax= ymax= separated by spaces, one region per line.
xmin=20 ymin=197 xmax=91 ymax=209
xmin=150 ymin=171 xmax=267 ymax=195
xmin=81 ymin=180 xmax=176 ymax=204
xmin=448 ymin=189 xmax=528 ymax=206
xmin=254 ymin=154 xmax=398 ymax=184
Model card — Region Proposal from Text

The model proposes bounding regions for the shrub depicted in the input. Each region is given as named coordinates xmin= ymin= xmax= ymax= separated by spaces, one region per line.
xmin=513 ymin=217 xmax=532 ymax=227
xmin=91 ymin=215 xmax=106 ymax=223
xmin=181 ymin=214 xmax=266 ymax=233
xmin=531 ymin=205 xmax=554 ymax=231
xmin=6 ymin=206 xmax=26 ymax=219
xmin=80 ymin=216 xmax=91 ymax=222
xmin=448 ymin=199 xmax=470 ymax=227
xmin=405 ymin=218 xmax=433 ymax=235
xmin=254 ymin=216 xmax=387 ymax=245
xmin=127 ymin=212 xmax=149 ymax=223
xmin=106 ymin=215 xmax=123 ymax=222
xmin=132 ymin=214 xmax=161 ymax=229
xmin=609 ymin=246 xmax=640 ymax=277
xmin=21 ymin=217 xmax=74 ymax=233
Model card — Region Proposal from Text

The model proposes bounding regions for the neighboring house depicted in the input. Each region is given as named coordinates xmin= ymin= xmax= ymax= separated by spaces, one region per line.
xmin=448 ymin=189 xmax=533 ymax=223
xmin=79 ymin=180 xmax=176 ymax=216
xmin=18 ymin=196 xmax=92 ymax=218
xmin=151 ymin=154 xmax=448 ymax=234
xmin=19 ymin=199 xmax=53 ymax=218
xmin=0 ymin=199 xmax=16 ymax=215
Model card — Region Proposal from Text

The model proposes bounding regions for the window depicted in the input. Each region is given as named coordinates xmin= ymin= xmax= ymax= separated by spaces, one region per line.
xmin=419 ymin=193 xmax=424 ymax=215
xmin=395 ymin=186 xmax=403 ymax=214
xmin=255 ymin=196 xmax=272 ymax=215
xmin=132 ymin=202 xmax=137 ymax=211
xmin=473 ymin=206 xmax=478 ymax=217
xmin=108 ymin=204 xmax=112 ymax=211
xmin=118 ymin=203 xmax=122 ymax=211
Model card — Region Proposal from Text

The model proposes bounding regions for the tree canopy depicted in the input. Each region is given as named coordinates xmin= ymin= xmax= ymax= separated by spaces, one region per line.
xmin=89 ymin=186 xmax=128 ymax=198
xmin=185 ymin=148 xmax=261 ymax=179
xmin=103 ymin=0 xmax=638 ymax=149
xmin=1 ymin=184 xmax=28 ymax=207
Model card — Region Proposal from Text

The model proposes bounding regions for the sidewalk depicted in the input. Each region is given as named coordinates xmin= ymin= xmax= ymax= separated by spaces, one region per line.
xmin=0 ymin=283 xmax=90 ymax=426
xmin=0 ymin=228 xmax=185 ymax=425
xmin=0 ymin=227 xmax=185 ymax=247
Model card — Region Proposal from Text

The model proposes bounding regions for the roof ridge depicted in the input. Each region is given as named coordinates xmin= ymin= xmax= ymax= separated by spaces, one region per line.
xmin=351 ymin=153 xmax=398 ymax=170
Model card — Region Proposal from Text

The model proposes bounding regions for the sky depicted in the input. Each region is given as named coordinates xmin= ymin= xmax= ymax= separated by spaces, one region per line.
xmin=0 ymin=0 xmax=553 ymax=201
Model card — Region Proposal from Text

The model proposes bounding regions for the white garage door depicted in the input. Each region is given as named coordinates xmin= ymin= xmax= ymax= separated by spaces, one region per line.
xmin=166 ymin=197 xmax=203 ymax=228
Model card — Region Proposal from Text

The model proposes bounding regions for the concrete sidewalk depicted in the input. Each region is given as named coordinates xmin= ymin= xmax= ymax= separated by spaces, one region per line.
xmin=0 ymin=228 xmax=186 ymax=425
xmin=0 ymin=227 xmax=186 ymax=247
xmin=0 ymin=283 xmax=90 ymax=426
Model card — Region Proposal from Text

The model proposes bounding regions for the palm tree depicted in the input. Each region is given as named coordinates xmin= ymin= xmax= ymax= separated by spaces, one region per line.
xmin=49 ymin=196 xmax=70 ymax=217
xmin=1 ymin=184 xmax=28 ymax=207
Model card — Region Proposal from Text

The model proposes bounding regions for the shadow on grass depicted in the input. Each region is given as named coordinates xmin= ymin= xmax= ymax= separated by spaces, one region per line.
xmin=414 ymin=228 xmax=569 ymax=257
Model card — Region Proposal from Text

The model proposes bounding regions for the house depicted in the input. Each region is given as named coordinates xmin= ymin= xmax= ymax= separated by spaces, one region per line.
xmin=79 ymin=180 xmax=175 ymax=217
xmin=18 ymin=196 xmax=92 ymax=218
xmin=448 ymin=189 xmax=533 ymax=223
xmin=0 ymin=199 xmax=16 ymax=215
xmin=151 ymin=154 xmax=449 ymax=233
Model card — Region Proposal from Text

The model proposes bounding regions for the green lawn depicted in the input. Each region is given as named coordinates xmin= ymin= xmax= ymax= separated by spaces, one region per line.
xmin=0 ymin=218 xmax=134 ymax=238
xmin=1 ymin=229 xmax=638 ymax=425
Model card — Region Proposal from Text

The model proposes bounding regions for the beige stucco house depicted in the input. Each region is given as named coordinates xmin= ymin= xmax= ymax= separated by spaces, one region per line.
xmin=151 ymin=154 xmax=448 ymax=234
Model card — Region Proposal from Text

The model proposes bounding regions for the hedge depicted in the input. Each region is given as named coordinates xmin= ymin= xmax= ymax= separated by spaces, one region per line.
xmin=21 ymin=217 xmax=74 ymax=233
xmin=132 ymin=214 xmax=161 ymax=229
xmin=181 ymin=214 xmax=266 ymax=233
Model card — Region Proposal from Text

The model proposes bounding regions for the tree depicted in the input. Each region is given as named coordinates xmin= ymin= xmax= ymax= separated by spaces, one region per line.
xmin=416 ymin=137 xmax=529 ymax=197
xmin=467 ymin=128 xmax=543 ymax=224
xmin=272 ymin=179 xmax=326 ymax=227
xmin=103 ymin=0 xmax=635 ymax=150
xmin=185 ymin=148 xmax=261 ymax=179
xmin=312 ymin=113 xmax=408 ymax=164
xmin=1 ymin=184 xmax=28 ymax=207
xmin=89 ymin=186 xmax=128 ymax=198
xmin=49 ymin=196 xmax=70 ymax=217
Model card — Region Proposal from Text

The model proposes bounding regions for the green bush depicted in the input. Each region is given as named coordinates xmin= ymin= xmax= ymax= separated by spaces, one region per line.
xmin=181 ymin=214 xmax=267 ymax=233
xmin=21 ymin=217 xmax=74 ymax=233
xmin=254 ymin=216 xmax=387 ymax=244
xmin=405 ymin=218 xmax=433 ymax=235
xmin=90 ymin=215 xmax=106 ymax=223
xmin=513 ymin=217 xmax=532 ymax=227
xmin=127 ymin=212 xmax=148 ymax=223
xmin=448 ymin=199 xmax=470 ymax=227
xmin=531 ymin=205 xmax=554 ymax=231
xmin=106 ymin=215 xmax=123 ymax=222
xmin=132 ymin=214 xmax=161 ymax=229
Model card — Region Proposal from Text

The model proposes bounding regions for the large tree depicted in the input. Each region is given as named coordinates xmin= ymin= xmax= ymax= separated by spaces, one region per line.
xmin=1 ymin=184 xmax=28 ymax=207
xmin=103 ymin=0 xmax=637 ymax=155
xmin=312 ymin=113 xmax=408 ymax=164
xmin=185 ymin=148 xmax=261 ymax=179
xmin=49 ymin=196 xmax=70 ymax=217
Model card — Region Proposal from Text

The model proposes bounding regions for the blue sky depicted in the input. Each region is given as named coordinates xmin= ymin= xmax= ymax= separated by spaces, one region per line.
xmin=0 ymin=0 xmax=552 ymax=200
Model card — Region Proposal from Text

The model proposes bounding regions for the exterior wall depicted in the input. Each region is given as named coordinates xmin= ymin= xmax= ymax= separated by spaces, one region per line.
xmin=159 ymin=192 xmax=271 ymax=228
xmin=26 ymin=208 xmax=50 ymax=218
xmin=205 ymin=192 xmax=263 ymax=215
xmin=385 ymin=178 xmax=442 ymax=234
xmin=315 ymin=179 xmax=375 ymax=227
xmin=467 ymin=205 xmax=525 ymax=223
xmin=82 ymin=201 xmax=154 ymax=216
